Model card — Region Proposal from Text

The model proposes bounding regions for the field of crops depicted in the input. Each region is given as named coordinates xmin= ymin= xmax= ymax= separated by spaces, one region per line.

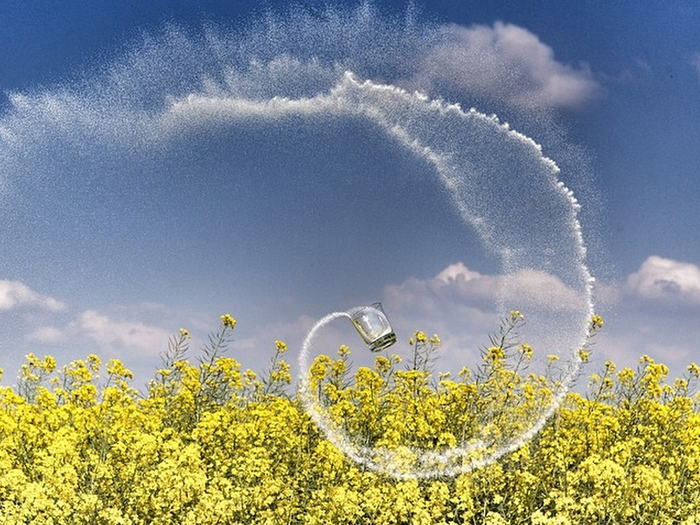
xmin=0 ymin=315 xmax=698 ymax=524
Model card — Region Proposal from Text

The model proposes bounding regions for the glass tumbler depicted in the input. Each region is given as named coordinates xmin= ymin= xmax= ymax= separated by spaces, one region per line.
xmin=350 ymin=302 xmax=397 ymax=352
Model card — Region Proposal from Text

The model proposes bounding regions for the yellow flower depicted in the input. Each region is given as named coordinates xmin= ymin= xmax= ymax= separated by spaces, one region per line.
xmin=275 ymin=340 xmax=288 ymax=353
xmin=106 ymin=359 xmax=134 ymax=380
xmin=510 ymin=310 xmax=525 ymax=322
xmin=179 ymin=327 xmax=190 ymax=338
xmin=590 ymin=313 xmax=604 ymax=330
xmin=220 ymin=313 xmax=237 ymax=329
xmin=486 ymin=346 xmax=505 ymax=362
xmin=43 ymin=355 xmax=57 ymax=373
xmin=374 ymin=356 xmax=392 ymax=374
xmin=520 ymin=343 xmax=534 ymax=360
xmin=310 ymin=355 xmax=332 ymax=381
xmin=617 ymin=367 xmax=635 ymax=385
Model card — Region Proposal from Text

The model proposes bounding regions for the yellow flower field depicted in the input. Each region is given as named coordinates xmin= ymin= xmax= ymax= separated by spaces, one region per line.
xmin=0 ymin=314 xmax=698 ymax=524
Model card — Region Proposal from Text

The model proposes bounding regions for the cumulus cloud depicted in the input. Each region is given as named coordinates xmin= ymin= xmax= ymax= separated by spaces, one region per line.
xmin=376 ymin=257 xmax=700 ymax=380
xmin=387 ymin=261 xmax=586 ymax=313
xmin=380 ymin=262 xmax=590 ymax=371
xmin=405 ymin=21 xmax=603 ymax=110
xmin=74 ymin=310 xmax=172 ymax=351
xmin=584 ymin=255 xmax=700 ymax=376
xmin=27 ymin=308 xmax=172 ymax=354
xmin=0 ymin=280 xmax=66 ymax=312
xmin=626 ymin=255 xmax=700 ymax=305
xmin=28 ymin=326 xmax=66 ymax=344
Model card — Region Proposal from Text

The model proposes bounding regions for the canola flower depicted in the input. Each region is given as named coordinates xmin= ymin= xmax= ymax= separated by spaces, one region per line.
xmin=220 ymin=313 xmax=237 ymax=329
xmin=0 ymin=313 xmax=698 ymax=524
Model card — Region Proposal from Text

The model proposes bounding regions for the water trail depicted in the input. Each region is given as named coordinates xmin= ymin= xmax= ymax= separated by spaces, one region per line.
xmin=0 ymin=4 xmax=594 ymax=477
xmin=287 ymin=74 xmax=593 ymax=478
xmin=170 ymin=73 xmax=594 ymax=476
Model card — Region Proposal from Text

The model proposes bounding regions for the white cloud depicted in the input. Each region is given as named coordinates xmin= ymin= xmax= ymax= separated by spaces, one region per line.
xmin=375 ymin=258 xmax=700 ymax=381
xmin=584 ymin=255 xmax=700 ymax=378
xmin=389 ymin=261 xmax=587 ymax=313
xmin=380 ymin=262 xmax=590 ymax=372
xmin=626 ymin=255 xmax=700 ymax=305
xmin=598 ymin=58 xmax=653 ymax=85
xmin=28 ymin=326 xmax=66 ymax=344
xmin=0 ymin=280 xmax=66 ymax=312
xmin=592 ymin=280 xmax=622 ymax=310
xmin=405 ymin=22 xmax=603 ymax=110
xmin=74 ymin=310 xmax=171 ymax=352
xmin=27 ymin=308 xmax=172 ymax=355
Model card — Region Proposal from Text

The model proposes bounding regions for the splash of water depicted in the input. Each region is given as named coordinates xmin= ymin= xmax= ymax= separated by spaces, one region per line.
xmin=166 ymin=70 xmax=594 ymax=477
xmin=0 ymin=4 xmax=594 ymax=477
xmin=289 ymin=74 xmax=593 ymax=478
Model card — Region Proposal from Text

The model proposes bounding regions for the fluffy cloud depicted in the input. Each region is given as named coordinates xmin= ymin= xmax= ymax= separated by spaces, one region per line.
xmin=405 ymin=22 xmax=603 ymax=110
xmin=381 ymin=262 xmax=590 ymax=371
xmin=386 ymin=262 xmax=587 ymax=314
xmin=625 ymin=255 xmax=700 ymax=305
xmin=27 ymin=308 xmax=172 ymax=354
xmin=28 ymin=326 xmax=66 ymax=344
xmin=377 ymin=257 xmax=700 ymax=379
xmin=74 ymin=310 xmax=172 ymax=351
xmin=0 ymin=280 xmax=66 ymax=312
xmin=584 ymin=255 xmax=700 ymax=376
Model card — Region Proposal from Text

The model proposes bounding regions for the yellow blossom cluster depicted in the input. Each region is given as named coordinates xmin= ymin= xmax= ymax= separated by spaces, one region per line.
xmin=220 ymin=313 xmax=237 ymax=329
xmin=0 ymin=314 xmax=698 ymax=523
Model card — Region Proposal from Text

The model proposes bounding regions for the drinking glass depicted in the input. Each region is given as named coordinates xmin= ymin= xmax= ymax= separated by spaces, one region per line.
xmin=350 ymin=302 xmax=397 ymax=352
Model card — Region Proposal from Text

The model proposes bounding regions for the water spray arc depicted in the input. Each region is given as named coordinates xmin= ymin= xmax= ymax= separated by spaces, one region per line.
xmin=290 ymin=74 xmax=595 ymax=479
xmin=0 ymin=6 xmax=595 ymax=479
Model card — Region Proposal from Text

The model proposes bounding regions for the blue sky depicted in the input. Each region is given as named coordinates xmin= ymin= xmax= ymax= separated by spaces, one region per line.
xmin=1 ymin=0 xmax=699 ymax=387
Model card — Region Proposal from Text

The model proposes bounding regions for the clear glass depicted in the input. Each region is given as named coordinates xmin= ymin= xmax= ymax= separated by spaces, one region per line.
xmin=350 ymin=302 xmax=397 ymax=352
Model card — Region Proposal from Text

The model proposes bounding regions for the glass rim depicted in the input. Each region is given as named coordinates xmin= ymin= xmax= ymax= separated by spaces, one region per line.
xmin=350 ymin=302 xmax=385 ymax=321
